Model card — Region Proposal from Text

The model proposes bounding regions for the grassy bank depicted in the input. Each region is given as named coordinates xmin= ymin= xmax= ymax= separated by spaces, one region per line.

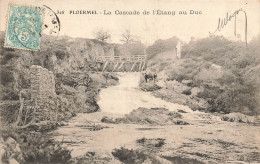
xmin=144 ymin=35 xmax=260 ymax=116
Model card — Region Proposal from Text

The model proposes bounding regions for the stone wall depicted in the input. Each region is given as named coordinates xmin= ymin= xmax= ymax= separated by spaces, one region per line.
xmin=30 ymin=65 xmax=57 ymax=122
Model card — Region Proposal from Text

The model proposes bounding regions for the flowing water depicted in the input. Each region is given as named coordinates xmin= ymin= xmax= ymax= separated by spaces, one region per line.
xmin=98 ymin=72 xmax=192 ymax=114
xmin=51 ymin=73 xmax=260 ymax=163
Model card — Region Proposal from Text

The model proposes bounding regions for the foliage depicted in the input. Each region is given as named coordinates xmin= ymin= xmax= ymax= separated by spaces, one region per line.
xmin=112 ymin=147 xmax=148 ymax=164
xmin=146 ymin=36 xmax=180 ymax=59
xmin=0 ymin=66 xmax=15 ymax=86
xmin=148 ymin=35 xmax=260 ymax=115
xmin=0 ymin=101 xmax=20 ymax=123
xmin=136 ymin=137 xmax=166 ymax=147
xmin=184 ymin=36 xmax=260 ymax=115
xmin=1 ymin=126 xmax=72 ymax=164
xmin=1 ymin=89 xmax=19 ymax=100
xmin=55 ymin=50 xmax=67 ymax=60
xmin=0 ymin=51 xmax=20 ymax=65
xmin=199 ymin=81 xmax=260 ymax=115
xmin=155 ymin=140 xmax=165 ymax=147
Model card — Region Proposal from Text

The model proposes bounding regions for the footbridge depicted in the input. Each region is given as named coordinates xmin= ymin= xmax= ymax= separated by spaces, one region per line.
xmin=94 ymin=55 xmax=146 ymax=72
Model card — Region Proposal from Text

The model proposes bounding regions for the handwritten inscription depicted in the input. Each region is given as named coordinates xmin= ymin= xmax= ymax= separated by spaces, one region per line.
xmin=209 ymin=8 xmax=247 ymax=45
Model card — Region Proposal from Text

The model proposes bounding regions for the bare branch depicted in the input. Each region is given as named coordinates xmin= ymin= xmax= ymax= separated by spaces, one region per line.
xmin=14 ymin=93 xmax=37 ymax=129
xmin=120 ymin=29 xmax=135 ymax=44
xmin=15 ymin=92 xmax=24 ymax=125
xmin=93 ymin=28 xmax=111 ymax=42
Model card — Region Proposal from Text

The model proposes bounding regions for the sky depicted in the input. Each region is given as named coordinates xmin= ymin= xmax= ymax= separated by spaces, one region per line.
xmin=0 ymin=0 xmax=259 ymax=45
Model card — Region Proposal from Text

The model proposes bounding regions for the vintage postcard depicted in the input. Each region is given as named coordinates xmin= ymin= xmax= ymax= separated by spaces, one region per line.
xmin=0 ymin=0 xmax=259 ymax=163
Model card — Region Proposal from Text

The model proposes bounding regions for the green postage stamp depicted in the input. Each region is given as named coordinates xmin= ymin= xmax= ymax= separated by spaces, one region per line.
xmin=4 ymin=4 xmax=44 ymax=50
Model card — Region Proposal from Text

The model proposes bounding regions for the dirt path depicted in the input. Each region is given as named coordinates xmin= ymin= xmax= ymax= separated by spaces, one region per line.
xmin=50 ymin=73 xmax=260 ymax=163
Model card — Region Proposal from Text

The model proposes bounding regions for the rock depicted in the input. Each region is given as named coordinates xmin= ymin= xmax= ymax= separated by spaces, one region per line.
xmin=182 ymin=89 xmax=191 ymax=95
xmin=221 ymin=113 xmax=256 ymax=124
xmin=143 ymin=158 xmax=153 ymax=164
xmin=140 ymin=83 xmax=161 ymax=92
xmin=14 ymin=144 xmax=21 ymax=152
xmin=60 ymin=121 xmax=68 ymax=126
xmin=9 ymin=158 xmax=19 ymax=164
xmin=5 ymin=137 xmax=16 ymax=150
xmin=177 ymin=109 xmax=187 ymax=113
xmin=2 ymin=137 xmax=24 ymax=164
xmin=174 ymin=120 xmax=190 ymax=125
xmin=182 ymin=80 xmax=193 ymax=85
xmin=0 ymin=138 xmax=6 ymax=160
xmin=168 ymin=112 xmax=182 ymax=118
xmin=191 ymin=87 xmax=201 ymax=96
xmin=101 ymin=116 xmax=116 ymax=124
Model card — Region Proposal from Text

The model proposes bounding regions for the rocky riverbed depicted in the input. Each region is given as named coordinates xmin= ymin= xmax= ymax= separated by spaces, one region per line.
xmin=49 ymin=73 xmax=260 ymax=164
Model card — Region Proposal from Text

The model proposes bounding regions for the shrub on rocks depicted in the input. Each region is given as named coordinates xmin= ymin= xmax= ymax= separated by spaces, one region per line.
xmin=115 ymin=107 xmax=188 ymax=125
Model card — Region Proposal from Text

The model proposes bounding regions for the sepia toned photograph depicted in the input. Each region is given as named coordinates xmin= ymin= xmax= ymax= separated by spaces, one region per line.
xmin=0 ymin=0 xmax=259 ymax=163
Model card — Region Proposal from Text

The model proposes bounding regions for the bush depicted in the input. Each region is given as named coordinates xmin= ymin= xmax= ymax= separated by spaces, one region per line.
xmin=1 ymin=90 xmax=19 ymax=100
xmin=19 ymin=132 xmax=71 ymax=163
xmin=55 ymin=50 xmax=66 ymax=60
xmin=198 ymin=81 xmax=260 ymax=115
xmin=112 ymin=147 xmax=148 ymax=164
xmin=0 ymin=126 xmax=72 ymax=164
xmin=0 ymin=52 xmax=19 ymax=65
xmin=136 ymin=137 xmax=166 ymax=148
xmin=155 ymin=140 xmax=165 ymax=147
xmin=0 ymin=101 xmax=20 ymax=123
xmin=0 ymin=68 xmax=14 ymax=86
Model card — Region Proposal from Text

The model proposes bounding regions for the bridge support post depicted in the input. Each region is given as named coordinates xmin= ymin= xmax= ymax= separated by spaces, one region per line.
xmin=95 ymin=55 xmax=146 ymax=72
xmin=102 ymin=61 xmax=108 ymax=72
xmin=131 ymin=62 xmax=136 ymax=72
xmin=138 ymin=62 xmax=142 ymax=72
xmin=117 ymin=62 xmax=124 ymax=72
xmin=112 ymin=62 xmax=118 ymax=72
xmin=141 ymin=62 xmax=146 ymax=71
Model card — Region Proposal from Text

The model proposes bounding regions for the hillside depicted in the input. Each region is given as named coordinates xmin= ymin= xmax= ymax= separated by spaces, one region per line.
xmin=0 ymin=32 xmax=126 ymax=163
xmin=145 ymin=35 xmax=260 ymax=115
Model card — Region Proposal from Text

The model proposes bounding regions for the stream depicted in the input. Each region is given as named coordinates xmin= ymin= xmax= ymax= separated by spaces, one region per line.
xmin=50 ymin=73 xmax=260 ymax=163
xmin=98 ymin=72 xmax=191 ymax=114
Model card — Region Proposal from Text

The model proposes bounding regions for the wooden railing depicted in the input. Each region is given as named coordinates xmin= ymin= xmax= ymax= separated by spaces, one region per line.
xmin=95 ymin=55 xmax=146 ymax=62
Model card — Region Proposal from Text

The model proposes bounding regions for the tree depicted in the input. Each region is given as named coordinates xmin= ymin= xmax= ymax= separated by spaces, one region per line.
xmin=120 ymin=29 xmax=135 ymax=44
xmin=93 ymin=28 xmax=111 ymax=42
